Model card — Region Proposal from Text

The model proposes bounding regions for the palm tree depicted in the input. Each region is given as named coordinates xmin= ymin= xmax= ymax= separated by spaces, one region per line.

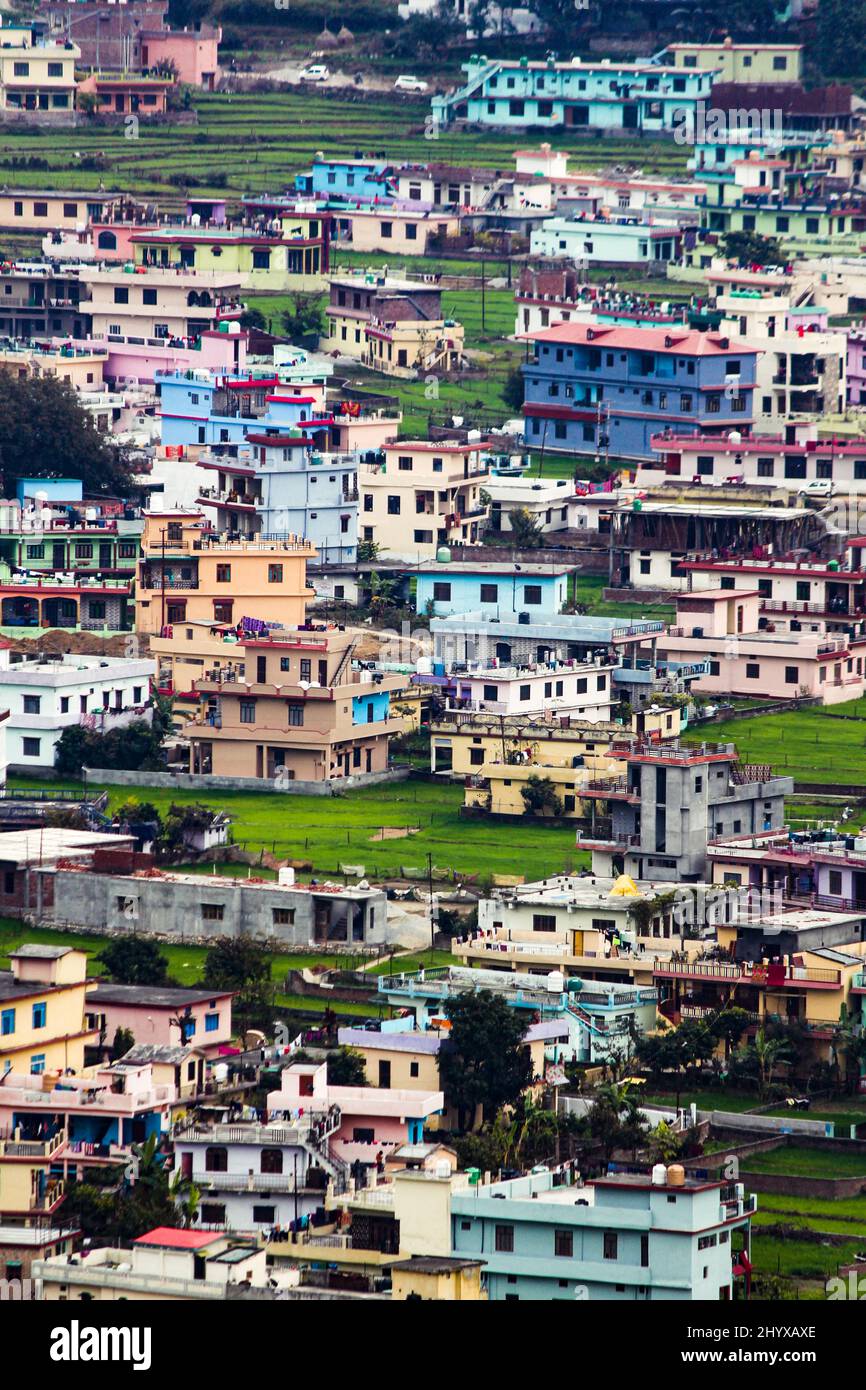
xmin=753 ymin=1028 xmax=792 ymax=1100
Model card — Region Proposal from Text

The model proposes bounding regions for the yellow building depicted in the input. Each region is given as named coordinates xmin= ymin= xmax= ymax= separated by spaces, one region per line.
xmin=360 ymin=441 xmax=489 ymax=559
xmin=136 ymin=511 xmax=316 ymax=637
xmin=0 ymin=24 xmax=79 ymax=116
xmin=431 ymin=712 xmax=629 ymax=778
xmin=131 ymin=210 xmax=329 ymax=293
xmin=391 ymin=1254 xmax=486 ymax=1301
xmin=0 ymin=946 xmax=96 ymax=1075
xmin=0 ymin=342 xmax=106 ymax=392
xmin=665 ymin=39 xmax=803 ymax=83
xmin=465 ymin=750 xmax=627 ymax=818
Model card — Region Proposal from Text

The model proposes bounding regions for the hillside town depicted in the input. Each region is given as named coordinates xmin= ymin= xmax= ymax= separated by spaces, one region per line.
xmin=0 ymin=0 xmax=865 ymax=1342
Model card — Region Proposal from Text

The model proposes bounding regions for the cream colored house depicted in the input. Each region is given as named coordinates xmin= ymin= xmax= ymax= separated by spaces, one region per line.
xmin=665 ymin=39 xmax=803 ymax=83
xmin=0 ymin=24 xmax=78 ymax=116
xmin=360 ymin=441 xmax=489 ymax=559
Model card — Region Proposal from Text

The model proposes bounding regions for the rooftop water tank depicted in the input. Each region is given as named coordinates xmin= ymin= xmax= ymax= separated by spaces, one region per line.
xmin=651 ymin=1163 xmax=667 ymax=1186
xmin=436 ymin=545 xmax=451 ymax=563
xmin=278 ymin=866 xmax=296 ymax=887
xmin=667 ymin=1164 xmax=686 ymax=1187
xmin=545 ymin=970 xmax=565 ymax=993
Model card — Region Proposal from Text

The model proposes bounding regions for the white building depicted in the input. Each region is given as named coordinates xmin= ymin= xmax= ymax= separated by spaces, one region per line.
xmin=452 ymin=658 xmax=614 ymax=720
xmin=173 ymin=1116 xmax=343 ymax=1234
xmin=530 ymin=218 xmax=681 ymax=267
xmin=485 ymin=475 xmax=597 ymax=535
xmin=0 ymin=651 xmax=155 ymax=771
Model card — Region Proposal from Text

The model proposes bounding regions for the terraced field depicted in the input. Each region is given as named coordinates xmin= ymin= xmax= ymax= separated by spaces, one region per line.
xmin=0 ymin=89 xmax=692 ymax=207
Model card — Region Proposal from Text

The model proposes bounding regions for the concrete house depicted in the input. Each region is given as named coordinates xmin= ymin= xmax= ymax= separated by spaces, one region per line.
xmin=522 ymin=323 xmax=757 ymax=460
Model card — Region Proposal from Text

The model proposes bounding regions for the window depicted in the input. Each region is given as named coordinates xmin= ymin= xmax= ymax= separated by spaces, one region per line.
xmin=495 ymin=1225 xmax=514 ymax=1253
xmin=519 ymin=684 xmax=531 ymax=701
xmin=253 ymin=1205 xmax=276 ymax=1224
xmin=398 ymin=455 xmax=413 ymax=471
xmin=533 ymin=914 xmax=557 ymax=932
xmin=483 ymin=685 xmax=498 ymax=703
xmin=554 ymin=1229 xmax=573 ymax=1258
xmin=3 ymin=871 xmax=14 ymax=895
xmin=268 ymin=564 xmax=283 ymax=583
xmin=698 ymin=1234 xmax=718 ymax=1250
xmin=785 ymin=666 xmax=799 ymax=685
xmin=757 ymin=458 xmax=774 ymax=478
xmin=469 ymin=748 xmax=484 ymax=766
xmin=22 ymin=738 xmax=40 ymax=757
xmin=410 ymin=1061 xmax=419 ymax=1078
xmin=114 ymin=287 xmax=129 ymax=304
xmin=828 ymin=869 xmax=843 ymax=896
xmin=524 ymin=585 xmax=542 ymax=605
xmin=352 ymin=1127 xmax=375 ymax=1144
xmin=745 ymin=663 xmax=760 ymax=679
xmin=240 ymin=700 xmax=256 ymax=723
xmin=216 ymin=564 xmax=231 ymax=583
xmin=143 ymin=288 xmax=157 ymax=306
xmin=640 ymin=1234 xmax=649 ymax=1267
xmin=288 ymin=705 xmax=304 ymax=726
xmin=0 ymin=1008 xmax=14 ymax=1036
xmin=202 ymin=903 xmax=225 ymax=921
xmin=480 ymin=583 xmax=498 ymax=603
xmin=13 ymin=62 xmax=29 ymax=77
xmin=387 ymin=496 xmax=401 ymax=515
xmin=32 ymin=1002 xmax=46 ymax=1029
xmin=273 ymin=908 xmax=296 ymax=924
xmin=75 ymin=543 xmax=93 ymax=560
xmin=205 ymin=1147 xmax=228 ymax=1172
xmin=433 ymin=582 xmax=452 ymax=601
xmin=200 ymin=1203 xmax=225 ymax=1225
xmin=22 ymin=695 xmax=41 ymax=714
xmin=26 ymin=544 xmax=44 ymax=559
xmin=30 ymin=1055 xmax=45 ymax=1075
xmin=603 ymin=1232 xmax=618 ymax=1260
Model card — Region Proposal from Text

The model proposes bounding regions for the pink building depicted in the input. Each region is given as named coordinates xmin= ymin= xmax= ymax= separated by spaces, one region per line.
xmin=266 ymin=1061 xmax=443 ymax=1168
xmin=657 ymin=588 xmax=866 ymax=704
xmin=90 ymin=325 xmax=248 ymax=387
xmin=140 ymin=27 xmax=221 ymax=89
xmin=84 ymin=983 xmax=234 ymax=1058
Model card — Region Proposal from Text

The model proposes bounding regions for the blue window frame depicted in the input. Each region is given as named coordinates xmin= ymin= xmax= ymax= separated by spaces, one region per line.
xmin=1 ymin=1008 xmax=15 ymax=1036
xmin=205 ymin=1013 xmax=219 ymax=1032
xmin=30 ymin=1054 xmax=46 ymax=1075
xmin=32 ymin=1002 xmax=46 ymax=1029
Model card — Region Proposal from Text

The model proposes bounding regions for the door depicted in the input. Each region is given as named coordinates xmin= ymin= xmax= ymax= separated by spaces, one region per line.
xmin=378 ymin=1060 xmax=391 ymax=1087
xmin=99 ymin=543 xmax=112 ymax=568
xmin=52 ymin=543 xmax=65 ymax=568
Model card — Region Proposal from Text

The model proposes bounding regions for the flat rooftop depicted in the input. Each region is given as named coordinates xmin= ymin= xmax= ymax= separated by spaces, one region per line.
xmin=0 ymin=828 xmax=136 ymax=865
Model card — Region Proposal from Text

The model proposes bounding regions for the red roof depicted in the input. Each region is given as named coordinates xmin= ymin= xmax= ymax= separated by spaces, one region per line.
xmin=523 ymin=322 xmax=754 ymax=355
xmin=134 ymin=1227 xmax=218 ymax=1250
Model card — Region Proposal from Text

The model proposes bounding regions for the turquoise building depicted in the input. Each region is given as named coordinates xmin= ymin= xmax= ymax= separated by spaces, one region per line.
xmin=451 ymin=1168 xmax=755 ymax=1301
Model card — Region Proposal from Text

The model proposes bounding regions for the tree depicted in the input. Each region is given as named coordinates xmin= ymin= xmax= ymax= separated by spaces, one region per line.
xmin=583 ymin=1081 xmax=647 ymax=1163
xmin=438 ymin=991 xmax=533 ymax=1131
xmin=722 ymin=230 xmax=786 ymax=268
xmin=502 ymin=365 xmax=525 ymax=412
xmin=280 ymin=292 xmax=326 ymax=342
xmin=203 ymin=937 xmax=272 ymax=1021
xmin=814 ymin=0 xmax=866 ymax=78
xmin=0 ymin=374 xmax=135 ymax=497
xmin=99 ymin=937 xmax=169 ymax=987
xmin=751 ymin=1028 xmax=793 ymax=1100
xmin=647 ymin=1120 xmax=683 ymax=1164
xmin=111 ymin=1025 xmax=135 ymax=1060
xmin=506 ymin=506 xmax=544 ymax=549
xmin=520 ymin=774 xmax=563 ymax=819
xmin=708 ymin=1006 xmax=752 ymax=1059
xmin=327 ymin=1046 xmax=367 ymax=1086
xmin=54 ymin=720 xmax=166 ymax=776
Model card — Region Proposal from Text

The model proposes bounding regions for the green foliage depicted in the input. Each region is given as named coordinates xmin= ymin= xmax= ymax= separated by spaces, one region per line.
xmin=722 ymin=230 xmax=787 ymax=268
xmin=438 ymin=991 xmax=533 ymax=1130
xmin=54 ymin=720 xmax=166 ymax=777
xmin=0 ymin=375 xmax=135 ymax=496
xmin=99 ymin=937 xmax=170 ymax=987
xmin=280 ymin=292 xmax=326 ymax=342
xmin=520 ymin=774 xmax=564 ymax=819
xmin=814 ymin=0 xmax=866 ymax=79
xmin=111 ymin=1025 xmax=136 ymax=1060
xmin=203 ymin=936 xmax=273 ymax=1021
xmin=581 ymin=1081 xmax=648 ymax=1162
xmin=502 ymin=365 xmax=525 ymax=412
xmin=505 ymin=506 xmax=544 ymax=549
xmin=327 ymin=1046 xmax=368 ymax=1086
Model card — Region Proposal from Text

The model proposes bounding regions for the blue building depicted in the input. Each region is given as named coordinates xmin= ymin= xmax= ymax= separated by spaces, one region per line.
xmin=294 ymin=157 xmax=397 ymax=203
xmin=451 ymin=1168 xmax=755 ymax=1301
xmin=415 ymin=560 xmax=571 ymax=618
xmin=522 ymin=322 xmax=757 ymax=461
xmin=158 ymin=369 xmax=359 ymax=562
xmin=432 ymin=55 xmax=714 ymax=133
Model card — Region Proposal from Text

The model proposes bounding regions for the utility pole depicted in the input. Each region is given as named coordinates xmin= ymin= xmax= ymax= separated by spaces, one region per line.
xmin=160 ymin=527 xmax=166 ymax=632
xmin=481 ymin=256 xmax=486 ymax=333
xmin=427 ymin=851 xmax=435 ymax=959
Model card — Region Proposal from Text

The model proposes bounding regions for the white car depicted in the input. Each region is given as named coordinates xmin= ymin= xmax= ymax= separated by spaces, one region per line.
xmin=394 ymin=75 xmax=429 ymax=93
xmin=299 ymin=64 xmax=329 ymax=83
xmin=798 ymin=479 xmax=836 ymax=499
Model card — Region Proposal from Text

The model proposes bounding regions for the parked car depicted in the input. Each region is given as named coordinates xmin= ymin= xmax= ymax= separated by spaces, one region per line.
xmin=798 ymin=479 xmax=836 ymax=499
xmin=394 ymin=75 xmax=429 ymax=93
xmin=299 ymin=64 xmax=329 ymax=82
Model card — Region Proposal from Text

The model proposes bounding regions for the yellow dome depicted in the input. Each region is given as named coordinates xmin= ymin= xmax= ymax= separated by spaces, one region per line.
xmin=609 ymin=873 xmax=641 ymax=898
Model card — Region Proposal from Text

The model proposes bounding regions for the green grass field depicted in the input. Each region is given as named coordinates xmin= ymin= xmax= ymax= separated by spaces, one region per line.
xmin=7 ymin=774 xmax=588 ymax=881
xmin=640 ymin=1089 xmax=760 ymax=1113
xmin=744 ymin=1145 xmax=866 ymax=1178
xmin=683 ymin=701 xmax=866 ymax=788
xmin=750 ymin=1231 xmax=863 ymax=1282
xmin=0 ymin=91 xmax=690 ymax=206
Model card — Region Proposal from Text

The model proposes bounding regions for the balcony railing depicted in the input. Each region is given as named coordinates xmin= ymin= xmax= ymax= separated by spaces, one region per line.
xmin=653 ymin=959 xmax=840 ymax=986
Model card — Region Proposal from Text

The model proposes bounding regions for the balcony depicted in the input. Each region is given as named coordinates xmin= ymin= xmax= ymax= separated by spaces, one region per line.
xmin=139 ymin=576 xmax=200 ymax=591
xmin=653 ymin=959 xmax=841 ymax=988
